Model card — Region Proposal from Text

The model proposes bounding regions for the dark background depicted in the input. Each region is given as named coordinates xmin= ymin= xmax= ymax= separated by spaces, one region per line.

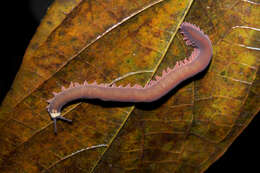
xmin=0 ymin=0 xmax=258 ymax=172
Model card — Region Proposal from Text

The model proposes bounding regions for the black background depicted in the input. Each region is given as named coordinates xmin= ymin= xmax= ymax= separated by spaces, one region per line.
xmin=0 ymin=0 xmax=258 ymax=172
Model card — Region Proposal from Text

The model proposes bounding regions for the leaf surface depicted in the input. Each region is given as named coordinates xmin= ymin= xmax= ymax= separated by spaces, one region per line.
xmin=0 ymin=0 xmax=259 ymax=172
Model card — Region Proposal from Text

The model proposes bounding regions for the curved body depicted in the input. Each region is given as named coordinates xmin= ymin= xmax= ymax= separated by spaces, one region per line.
xmin=47 ymin=22 xmax=213 ymax=129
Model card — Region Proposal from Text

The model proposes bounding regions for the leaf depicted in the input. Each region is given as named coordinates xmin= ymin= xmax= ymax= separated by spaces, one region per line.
xmin=0 ymin=0 xmax=259 ymax=172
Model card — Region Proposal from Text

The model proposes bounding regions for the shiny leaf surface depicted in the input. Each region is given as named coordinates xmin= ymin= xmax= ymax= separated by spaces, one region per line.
xmin=0 ymin=0 xmax=259 ymax=172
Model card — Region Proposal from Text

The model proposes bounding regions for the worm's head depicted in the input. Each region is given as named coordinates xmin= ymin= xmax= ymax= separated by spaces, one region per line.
xmin=46 ymin=102 xmax=60 ymax=119
xmin=49 ymin=110 xmax=60 ymax=119
xmin=47 ymin=108 xmax=72 ymax=135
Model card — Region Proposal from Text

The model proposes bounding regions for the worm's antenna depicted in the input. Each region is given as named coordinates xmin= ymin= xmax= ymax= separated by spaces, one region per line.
xmin=53 ymin=118 xmax=57 ymax=135
xmin=52 ymin=116 xmax=72 ymax=135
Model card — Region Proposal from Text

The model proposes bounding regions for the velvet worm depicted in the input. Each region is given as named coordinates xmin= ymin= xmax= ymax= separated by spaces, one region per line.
xmin=47 ymin=22 xmax=213 ymax=134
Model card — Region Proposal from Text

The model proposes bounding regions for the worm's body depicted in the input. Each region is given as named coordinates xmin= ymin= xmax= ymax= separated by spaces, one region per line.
xmin=47 ymin=22 xmax=213 ymax=134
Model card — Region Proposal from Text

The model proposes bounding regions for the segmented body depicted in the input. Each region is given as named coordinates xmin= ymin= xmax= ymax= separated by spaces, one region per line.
xmin=46 ymin=22 xmax=213 ymax=133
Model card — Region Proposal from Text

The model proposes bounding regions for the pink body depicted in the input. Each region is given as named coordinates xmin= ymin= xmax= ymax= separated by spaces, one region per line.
xmin=47 ymin=22 xmax=213 ymax=116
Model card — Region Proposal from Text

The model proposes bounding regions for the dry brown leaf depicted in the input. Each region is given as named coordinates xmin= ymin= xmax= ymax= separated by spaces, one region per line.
xmin=0 ymin=0 xmax=259 ymax=172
